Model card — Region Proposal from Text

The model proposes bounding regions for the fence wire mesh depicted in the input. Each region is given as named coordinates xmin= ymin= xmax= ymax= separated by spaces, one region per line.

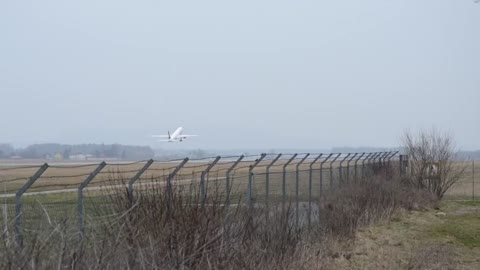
xmin=9 ymin=151 xmax=476 ymax=248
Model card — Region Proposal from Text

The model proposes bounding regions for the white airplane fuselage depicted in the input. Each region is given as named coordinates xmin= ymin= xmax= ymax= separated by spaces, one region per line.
xmin=169 ymin=127 xmax=184 ymax=142
xmin=152 ymin=127 xmax=197 ymax=142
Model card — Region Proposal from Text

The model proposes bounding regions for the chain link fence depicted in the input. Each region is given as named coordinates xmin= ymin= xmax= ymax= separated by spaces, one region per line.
xmin=444 ymin=160 xmax=478 ymax=200
xmin=0 ymin=152 xmax=401 ymax=247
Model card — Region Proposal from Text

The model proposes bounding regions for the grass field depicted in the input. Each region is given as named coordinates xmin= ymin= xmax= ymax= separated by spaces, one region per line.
xmin=324 ymin=200 xmax=480 ymax=269
xmin=0 ymin=158 xmax=477 ymax=213
xmin=0 ymin=157 xmax=362 ymax=194
xmin=0 ymin=169 xmax=343 ymax=227
xmin=0 ymin=158 xmax=477 ymax=230
xmin=445 ymin=160 xmax=479 ymax=199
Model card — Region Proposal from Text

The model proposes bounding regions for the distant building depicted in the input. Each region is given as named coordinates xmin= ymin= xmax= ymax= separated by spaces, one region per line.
xmin=69 ymin=154 xmax=94 ymax=161
xmin=54 ymin=153 xmax=63 ymax=161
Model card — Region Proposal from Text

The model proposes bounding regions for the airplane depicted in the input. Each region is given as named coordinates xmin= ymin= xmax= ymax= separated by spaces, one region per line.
xmin=152 ymin=127 xmax=198 ymax=142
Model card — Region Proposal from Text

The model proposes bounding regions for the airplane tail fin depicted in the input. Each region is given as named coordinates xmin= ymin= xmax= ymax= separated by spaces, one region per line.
xmin=168 ymin=131 xmax=170 ymax=139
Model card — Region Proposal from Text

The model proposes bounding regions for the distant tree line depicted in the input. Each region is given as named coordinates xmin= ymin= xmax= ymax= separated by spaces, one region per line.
xmin=0 ymin=144 xmax=15 ymax=158
xmin=330 ymin=147 xmax=397 ymax=153
xmin=456 ymin=150 xmax=480 ymax=160
xmin=153 ymin=149 xmax=213 ymax=160
xmin=0 ymin=143 xmax=154 ymax=160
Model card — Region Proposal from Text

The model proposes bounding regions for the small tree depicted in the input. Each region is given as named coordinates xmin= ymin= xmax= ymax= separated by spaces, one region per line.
xmin=402 ymin=128 xmax=466 ymax=199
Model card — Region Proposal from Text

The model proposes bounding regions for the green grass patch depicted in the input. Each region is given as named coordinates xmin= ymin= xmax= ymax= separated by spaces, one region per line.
xmin=431 ymin=213 xmax=480 ymax=248
xmin=453 ymin=200 xmax=480 ymax=207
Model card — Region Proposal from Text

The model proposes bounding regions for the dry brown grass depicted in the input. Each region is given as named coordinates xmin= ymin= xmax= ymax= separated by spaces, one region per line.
xmin=407 ymin=244 xmax=457 ymax=270
xmin=445 ymin=160 xmax=479 ymax=199
xmin=0 ymin=158 xmax=369 ymax=197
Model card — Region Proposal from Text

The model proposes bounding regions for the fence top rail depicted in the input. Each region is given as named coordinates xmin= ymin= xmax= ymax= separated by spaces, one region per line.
xmin=0 ymin=152 xmax=398 ymax=179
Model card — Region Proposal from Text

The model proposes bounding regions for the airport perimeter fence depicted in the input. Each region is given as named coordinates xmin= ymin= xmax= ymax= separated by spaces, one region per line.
xmin=443 ymin=159 xmax=477 ymax=201
xmin=1 ymin=151 xmax=404 ymax=247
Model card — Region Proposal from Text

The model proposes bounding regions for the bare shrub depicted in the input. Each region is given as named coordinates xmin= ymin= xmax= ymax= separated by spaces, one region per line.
xmin=319 ymin=174 xmax=438 ymax=237
xmin=76 ymin=179 xmax=314 ymax=269
xmin=0 ymin=163 xmax=439 ymax=269
xmin=402 ymin=128 xmax=467 ymax=199
xmin=0 ymin=203 xmax=80 ymax=270
xmin=408 ymin=244 xmax=456 ymax=270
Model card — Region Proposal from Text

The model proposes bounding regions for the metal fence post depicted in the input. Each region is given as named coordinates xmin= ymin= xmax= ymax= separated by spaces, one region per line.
xmin=473 ymin=160 xmax=475 ymax=201
xmin=381 ymin=152 xmax=391 ymax=178
xmin=377 ymin=152 xmax=384 ymax=166
xmin=127 ymin=159 xmax=154 ymax=202
xmin=381 ymin=152 xmax=391 ymax=167
xmin=362 ymin=153 xmax=373 ymax=179
xmin=78 ymin=162 xmax=106 ymax=242
xmin=329 ymin=153 xmax=341 ymax=190
xmin=376 ymin=152 xmax=383 ymax=166
xmin=354 ymin=153 xmax=365 ymax=182
xmin=383 ymin=152 xmax=392 ymax=166
xmin=375 ymin=152 xmax=385 ymax=171
xmin=283 ymin=154 xmax=298 ymax=210
xmin=380 ymin=152 xmax=388 ymax=165
xmin=338 ymin=153 xmax=351 ymax=187
xmin=308 ymin=154 xmax=323 ymax=227
xmin=265 ymin=154 xmax=282 ymax=211
xmin=366 ymin=152 xmax=379 ymax=177
xmin=399 ymin=154 xmax=406 ymax=176
xmin=225 ymin=155 xmax=244 ymax=207
xmin=346 ymin=153 xmax=358 ymax=184
xmin=201 ymin=156 xmax=221 ymax=206
xmin=319 ymin=153 xmax=333 ymax=197
xmin=376 ymin=152 xmax=387 ymax=173
xmin=223 ymin=155 xmax=245 ymax=242
xmin=372 ymin=152 xmax=381 ymax=167
xmin=247 ymin=154 xmax=266 ymax=209
xmin=387 ymin=151 xmax=397 ymax=166
xmin=378 ymin=152 xmax=385 ymax=165
xmin=167 ymin=158 xmax=189 ymax=208
xmin=295 ymin=154 xmax=310 ymax=229
xmin=15 ymin=163 xmax=49 ymax=247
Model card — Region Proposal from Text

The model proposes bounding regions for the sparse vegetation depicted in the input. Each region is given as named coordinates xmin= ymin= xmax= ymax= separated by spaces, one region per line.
xmin=402 ymin=128 xmax=468 ymax=199
xmin=0 ymin=162 xmax=448 ymax=269
xmin=430 ymin=209 xmax=480 ymax=249
xmin=407 ymin=244 xmax=457 ymax=270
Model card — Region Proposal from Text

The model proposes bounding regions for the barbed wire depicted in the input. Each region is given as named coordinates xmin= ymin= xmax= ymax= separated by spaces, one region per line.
xmin=40 ymin=172 xmax=97 ymax=179
xmin=0 ymin=152 xmax=398 ymax=190
xmin=47 ymin=163 xmax=104 ymax=169
xmin=0 ymin=152 xmax=397 ymax=170
xmin=0 ymin=165 xmax=46 ymax=171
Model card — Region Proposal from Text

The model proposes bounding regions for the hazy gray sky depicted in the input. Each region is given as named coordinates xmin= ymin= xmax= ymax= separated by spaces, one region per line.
xmin=1 ymin=0 xmax=479 ymax=150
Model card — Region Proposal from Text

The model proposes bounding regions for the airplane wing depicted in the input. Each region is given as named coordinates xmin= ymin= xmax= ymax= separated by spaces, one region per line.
xmin=180 ymin=135 xmax=198 ymax=138
xmin=152 ymin=135 xmax=169 ymax=138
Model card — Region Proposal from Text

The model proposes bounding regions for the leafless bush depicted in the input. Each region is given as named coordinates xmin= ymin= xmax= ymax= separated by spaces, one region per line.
xmin=319 ymin=172 xmax=438 ymax=237
xmin=402 ymin=129 xmax=467 ymax=199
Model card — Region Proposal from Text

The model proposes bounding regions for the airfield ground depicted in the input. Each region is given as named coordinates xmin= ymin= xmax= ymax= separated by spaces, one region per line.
xmin=1 ymin=159 xmax=477 ymax=199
